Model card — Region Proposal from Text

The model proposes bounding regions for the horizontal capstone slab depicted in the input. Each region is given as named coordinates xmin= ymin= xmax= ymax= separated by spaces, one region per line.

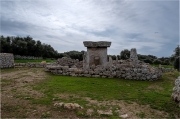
xmin=83 ymin=41 xmax=111 ymax=48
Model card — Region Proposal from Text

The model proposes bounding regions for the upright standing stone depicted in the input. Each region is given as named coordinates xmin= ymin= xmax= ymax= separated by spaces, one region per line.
xmin=83 ymin=51 xmax=87 ymax=70
xmin=109 ymin=57 xmax=113 ymax=65
xmin=130 ymin=48 xmax=139 ymax=64
xmin=83 ymin=41 xmax=111 ymax=70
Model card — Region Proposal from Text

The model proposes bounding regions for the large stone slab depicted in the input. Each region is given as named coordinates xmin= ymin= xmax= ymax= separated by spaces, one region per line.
xmin=83 ymin=41 xmax=111 ymax=48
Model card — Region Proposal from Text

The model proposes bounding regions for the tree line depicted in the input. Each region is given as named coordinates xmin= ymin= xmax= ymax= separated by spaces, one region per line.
xmin=0 ymin=35 xmax=84 ymax=60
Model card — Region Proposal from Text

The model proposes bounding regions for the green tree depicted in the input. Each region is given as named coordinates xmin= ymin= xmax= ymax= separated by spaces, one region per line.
xmin=120 ymin=49 xmax=130 ymax=60
xmin=143 ymin=58 xmax=153 ymax=64
xmin=153 ymin=59 xmax=162 ymax=65
xmin=173 ymin=45 xmax=180 ymax=57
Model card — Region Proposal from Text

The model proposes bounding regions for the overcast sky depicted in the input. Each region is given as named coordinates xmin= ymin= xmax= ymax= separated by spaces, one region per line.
xmin=1 ymin=0 xmax=179 ymax=57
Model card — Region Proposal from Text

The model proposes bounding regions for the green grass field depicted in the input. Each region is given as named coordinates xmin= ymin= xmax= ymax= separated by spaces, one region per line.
xmin=32 ymin=71 xmax=180 ymax=118
xmin=14 ymin=59 xmax=56 ymax=63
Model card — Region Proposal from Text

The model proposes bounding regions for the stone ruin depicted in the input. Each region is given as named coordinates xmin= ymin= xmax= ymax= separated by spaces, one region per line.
xmin=83 ymin=41 xmax=111 ymax=70
xmin=56 ymin=57 xmax=83 ymax=68
xmin=0 ymin=53 xmax=14 ymax=68
xmin=45 ymin=41 xmax=175 ymax=81
xmin=172 ymin=76 xmax=180 ymax=107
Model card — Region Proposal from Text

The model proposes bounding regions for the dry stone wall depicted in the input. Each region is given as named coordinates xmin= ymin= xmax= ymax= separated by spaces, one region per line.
xmin=14 ymin=63 xmax=47 ymax=68
xmin=172 ymin=76 xmax=180 ymax=107
xmin=0 ymin=53 xmax=14 ymax=68
xmin=45 ymin=58 xmax=164 ymax=81
xmin=14 ymin=55 xmax=42 ymax=60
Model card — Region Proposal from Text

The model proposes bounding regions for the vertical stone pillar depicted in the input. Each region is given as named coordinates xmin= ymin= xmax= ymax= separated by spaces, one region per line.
xmin=83 ymin=41 xmax=111 ymax=70
xmin=130 ymin=48 xmax=139 ymax=64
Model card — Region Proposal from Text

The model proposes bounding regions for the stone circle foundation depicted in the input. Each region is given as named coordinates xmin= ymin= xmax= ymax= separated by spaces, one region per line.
xmin=0 ymin=53 xmax=14 ymax=68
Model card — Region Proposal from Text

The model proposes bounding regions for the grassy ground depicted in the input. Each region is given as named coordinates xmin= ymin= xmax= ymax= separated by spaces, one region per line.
xmin=33 ymin=71 xmax=180 ymax=118
xmin=14 ymin=59 xmax=56 ymax=63
xmin=1 ymin=68 xmax=180 ymax=118
xmin=151 ymin=64 xmax=174 ymax=68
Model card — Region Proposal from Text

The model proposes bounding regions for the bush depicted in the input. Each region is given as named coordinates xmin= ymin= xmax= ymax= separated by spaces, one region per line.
xmin=143 ymin=58 xmax=153 ymax=64
xmin=153 ymin=59 xmax=162 ymax=65
xmin=174 ymin=57 xmax=180 ymax=71
xmin=163 ymin=59 xmax=170 ymax=65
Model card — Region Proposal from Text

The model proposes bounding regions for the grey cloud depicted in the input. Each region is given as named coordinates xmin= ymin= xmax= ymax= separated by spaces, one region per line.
xmin=1 ymin=18 xmax=31 ymax=36
xmin=0 ymin=0 xmax=179 ymax=57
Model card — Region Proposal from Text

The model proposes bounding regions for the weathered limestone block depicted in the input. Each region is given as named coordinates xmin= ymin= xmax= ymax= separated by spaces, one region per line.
xmin=130 ymin=48 xmax=139 ymax=65
xmin=172 ymin=76 xmax=180 ymax=107
xmin=54 ymin=102 xmax=83 ymax=110
xmin=83 ymin=41 xmax=111 ymax=47
xmin=0 ymin=53 xmax=14 ymax=68
xmin=109 ymin=57 xmax=113 ymax=65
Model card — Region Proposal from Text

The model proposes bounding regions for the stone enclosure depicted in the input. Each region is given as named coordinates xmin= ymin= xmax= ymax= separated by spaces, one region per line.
xmin=45 ymin=41 xmax=174 ymax=81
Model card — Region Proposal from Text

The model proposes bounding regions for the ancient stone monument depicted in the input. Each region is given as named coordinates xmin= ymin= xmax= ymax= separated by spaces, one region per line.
xmin=0 ymin=53 xmax=14 ymax=68
xmin=83 ymin=41 xmax=111 ymax=69
xmin=45 ymin=42 xmax=174 ymax=81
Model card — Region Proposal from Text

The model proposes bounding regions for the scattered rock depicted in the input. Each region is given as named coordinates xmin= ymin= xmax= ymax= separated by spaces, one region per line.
xmin=97 ymin=110 xmax=113 ymax=116
xmin=86 ymin=109 xmax=94 ymax=116
xmin=120 ymin=114 xmax=128 ymax=118
xmin=54 ymin=102 xmax=83 ymax=110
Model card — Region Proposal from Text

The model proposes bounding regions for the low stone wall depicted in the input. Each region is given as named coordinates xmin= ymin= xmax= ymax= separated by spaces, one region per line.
xmin=159 ymin=67 xmax=175 ymax=73
xmin=15 ymin=63 xmax=47 ymax=68
xmin=14 ymin=55 xmax=42 ymax=60
xmin=0 ymin=53 xmax=14 ymax=68
xmin=172 ymin=76 xmax=180 ymax=107
xmin=45 ymin=63 xmax=162 ymax=81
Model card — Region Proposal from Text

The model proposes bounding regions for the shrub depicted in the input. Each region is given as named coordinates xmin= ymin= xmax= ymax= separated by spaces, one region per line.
xmin=163 ymin=59 xmax=170 ymax=65
xmin=143 ymin=58 xmax=153 ymax=64
xmin=153 ymin=59 xmax=162 ymax=65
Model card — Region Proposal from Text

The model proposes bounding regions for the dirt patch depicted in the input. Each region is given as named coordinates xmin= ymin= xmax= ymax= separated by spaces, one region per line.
xmin=53 ymin=94 xmax=169 ymax=118
xmin=84 ymin=97 xmax=169 ymax=118
xmin=1 ymin=68 xmax=78 ymax=118
xmin=1 ymin=68 xmax=50 ymax=118
xmin=147 ymin=84 xmax=164 ymax=90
